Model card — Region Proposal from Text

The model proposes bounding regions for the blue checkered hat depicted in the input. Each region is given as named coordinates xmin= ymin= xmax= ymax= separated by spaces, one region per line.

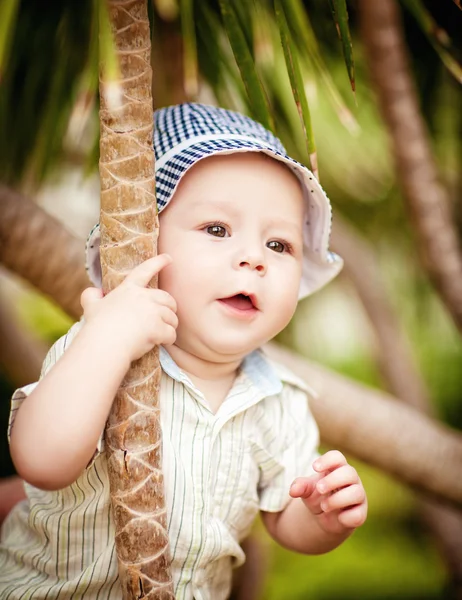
xmin=86 ymin=102 xmax=343 ymax=299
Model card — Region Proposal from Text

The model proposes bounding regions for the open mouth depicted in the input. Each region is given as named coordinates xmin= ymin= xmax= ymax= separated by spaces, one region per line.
xmin=218 ymin=293 xmax=258 ymax=311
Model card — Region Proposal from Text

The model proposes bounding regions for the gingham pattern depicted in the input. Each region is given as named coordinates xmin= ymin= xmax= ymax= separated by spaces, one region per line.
xmin=154 ymin=104 xmax=292 ymax=210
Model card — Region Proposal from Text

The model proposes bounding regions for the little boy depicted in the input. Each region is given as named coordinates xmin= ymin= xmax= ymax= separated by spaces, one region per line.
xmin=0 ymin=103 xmax=367 ymax=599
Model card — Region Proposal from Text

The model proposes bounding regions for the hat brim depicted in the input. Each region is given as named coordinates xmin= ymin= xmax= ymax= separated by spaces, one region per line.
xmin=86 ymin=138 xmax=343 ymax=299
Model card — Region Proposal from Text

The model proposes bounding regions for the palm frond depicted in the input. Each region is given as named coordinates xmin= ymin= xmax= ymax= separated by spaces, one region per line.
xmin=195 ymin=3 xmax=247 ymax=109
xmin=2 ymin=0 xmax=459 ymax=192
xmin=0 ymin=0 xmax=20 ymax=79
xmin=274 ymin=0 xmax=317 ymax=176
xmin=401 ymin=0 xmax=462 ymax=83
xmin=0 ymin=1 xmax=94 ymax=186
xmin=328 ymin=0 xmax=356 ymax=93
xmin=180 ymin=0 xmax=199 ymax=97
xmin=218 ymin=0 xmax=274 ymax=131
xmin=283 ymin=0 xmax=357 ymax=131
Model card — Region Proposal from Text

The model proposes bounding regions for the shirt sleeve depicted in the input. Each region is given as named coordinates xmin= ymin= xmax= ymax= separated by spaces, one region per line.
xmin=7 ymin=320 xmax=84 ymax=443
xmin=258 ymin=384 xmax=320 ymax=513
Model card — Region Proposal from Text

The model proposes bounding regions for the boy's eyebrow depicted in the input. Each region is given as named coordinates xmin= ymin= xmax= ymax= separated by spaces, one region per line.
xmin=190 ymin=199 xmax=239 ymax=216
xmin=265 ymin=218 xmax=303 ymax=237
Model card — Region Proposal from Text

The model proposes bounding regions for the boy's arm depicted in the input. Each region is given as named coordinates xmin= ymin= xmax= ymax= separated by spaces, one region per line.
xmin=10 ymin=324 xmax=131 ymax=490
xmin=261 ymin=451 xmax=367 ymax=554
xmin=9 ymin=255 xmax=177 ymax=491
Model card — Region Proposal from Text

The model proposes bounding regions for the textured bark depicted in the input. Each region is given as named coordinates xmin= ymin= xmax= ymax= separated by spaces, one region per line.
xmin=99 ymin=1 xmax=174 ymax=598
xmin=0 ymin=184 xmax=89 ymax=318
xmin=358 ymin=0 xmax=462 ymax=334
xmin=332 ymin=218 xmax=462 ymax=587
xmin=265 ymin=342 xmax=462 ymax=505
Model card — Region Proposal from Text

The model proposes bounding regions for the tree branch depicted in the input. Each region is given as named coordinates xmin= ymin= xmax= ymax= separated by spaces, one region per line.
xmin=358 ymin=0 xmax=462 ymax=334
xmin=0 ymin=184 xmax=88 ymax=319
xmin=265 ymin=342 xmax=462 ymax=505
xmin=331 ymin=216 xmax=462 ymax=581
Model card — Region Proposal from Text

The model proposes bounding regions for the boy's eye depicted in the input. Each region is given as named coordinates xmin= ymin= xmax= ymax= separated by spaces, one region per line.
xmin=267 ymin=240 xmax=286 ymax=253
xmin=206 ymin=225 xmax=227 ymax=237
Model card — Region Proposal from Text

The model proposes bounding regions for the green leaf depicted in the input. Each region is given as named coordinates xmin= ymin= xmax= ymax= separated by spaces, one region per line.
xmin=218 ymin=0 xmax=274 ymax=131
xmin=180 ymin=0 xmax=198 ymax=97
xmin=0 ymin=2 xmax=94 ymax=185
xmin=400 ymin=0 xmax=462 ymax=83
xmin=274 ymin=0 xmax=317 ymax=177
xmin=330 ymin=0 xmax=356 ymax=93
xmin=283 ymin=0 xmax=358 ymax=131
xmin=0 ymin=0 xmax=20 ymax=80
xmin=233 ymin=0 xmax=255 ymax=61
xmin=196 ymin=3 xmax=247 ymax=106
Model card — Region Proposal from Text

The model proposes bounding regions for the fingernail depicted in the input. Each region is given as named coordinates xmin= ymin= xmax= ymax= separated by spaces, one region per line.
xmin=317 ymin=483 xmax=325 ymax=493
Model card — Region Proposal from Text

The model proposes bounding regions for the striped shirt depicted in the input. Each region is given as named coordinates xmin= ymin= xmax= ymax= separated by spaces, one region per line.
xmin=0 ymin=322 xmax=320 ymax=599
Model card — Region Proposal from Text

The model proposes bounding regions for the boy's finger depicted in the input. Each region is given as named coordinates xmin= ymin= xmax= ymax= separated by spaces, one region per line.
xmin=337 ymin=504 xmax=367 ymax=529
xmin=123 ymin=254 xmax=172 ymax=288
xmin=313 ymin=450 xmax=347 ymax=474
xmin=159 ymin=306 xmax=179 ymax=329
xmin=320 ymin=483 xmax=365 ymax=513
xmin=316 ymin=465 xmax=359 ymax=495
xmin=80 ymin=287 xmax=104 ymax=311
xmin=289 ymin=475 xmax=320 ymax=499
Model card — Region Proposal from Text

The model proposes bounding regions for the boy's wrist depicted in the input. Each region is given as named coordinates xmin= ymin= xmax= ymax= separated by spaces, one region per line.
xmin=78 ymin=320 xmax=132 ymax=373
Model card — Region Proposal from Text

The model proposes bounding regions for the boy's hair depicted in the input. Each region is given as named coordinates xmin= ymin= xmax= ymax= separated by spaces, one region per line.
xmin=86 ymin=103 xmax=343 ymax=298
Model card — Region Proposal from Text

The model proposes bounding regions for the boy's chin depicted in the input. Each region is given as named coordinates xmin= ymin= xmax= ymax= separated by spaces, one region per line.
xmin=201 ymin=336 xmax=266 ymax=361
xmin=173 ymin=337 xmax=259 ymax=363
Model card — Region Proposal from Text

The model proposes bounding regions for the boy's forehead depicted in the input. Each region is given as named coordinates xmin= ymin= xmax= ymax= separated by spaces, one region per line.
xmin=158 ymin=151 xmax=305 ymax=229
xmin=168 ymin=152 xmax=302 ymax=199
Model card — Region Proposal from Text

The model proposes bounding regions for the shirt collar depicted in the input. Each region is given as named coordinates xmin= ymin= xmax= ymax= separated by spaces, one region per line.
xmin=159 ymin=346 xmax=283 ymax=399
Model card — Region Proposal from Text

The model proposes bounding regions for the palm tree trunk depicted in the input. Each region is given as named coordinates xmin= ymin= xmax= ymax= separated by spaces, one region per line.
xmin=99 ymin=1 xmax=174 ymax=598
xmin=358 ymin=0 xmax=462 ymax=335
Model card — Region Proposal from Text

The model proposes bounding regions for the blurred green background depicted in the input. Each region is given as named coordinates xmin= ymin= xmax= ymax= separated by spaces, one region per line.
xmin=1 ymin=0 xmax=461 ymax=598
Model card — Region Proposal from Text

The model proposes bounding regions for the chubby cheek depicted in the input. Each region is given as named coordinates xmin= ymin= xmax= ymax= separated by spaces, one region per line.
xmin=272 ymin=293 xmax=298 ymax=331
xmin=158 ymin=264 xmax=202 ymax=329
xmin=271 ymin=262 xmax=301 ymax=302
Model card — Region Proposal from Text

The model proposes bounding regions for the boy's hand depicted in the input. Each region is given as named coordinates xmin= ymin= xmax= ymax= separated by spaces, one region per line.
xmin=80 ymin=254 xmax=178 ymax=362
xmin=289 ymin=450 xmax=367 ymax=535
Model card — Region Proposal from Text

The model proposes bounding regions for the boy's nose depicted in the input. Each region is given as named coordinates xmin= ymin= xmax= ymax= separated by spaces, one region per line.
xmin=236 ymin=253 xmax=266 ymax=274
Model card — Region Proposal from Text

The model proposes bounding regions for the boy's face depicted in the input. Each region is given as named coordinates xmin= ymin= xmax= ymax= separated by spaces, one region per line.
xmin=158 ymin=152 xmax=304 ymax=363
